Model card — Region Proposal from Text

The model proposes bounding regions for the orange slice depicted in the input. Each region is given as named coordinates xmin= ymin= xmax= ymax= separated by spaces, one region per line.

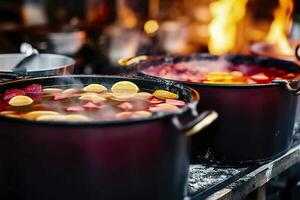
xmin=153 ymin=90 xmax=179 ymax=100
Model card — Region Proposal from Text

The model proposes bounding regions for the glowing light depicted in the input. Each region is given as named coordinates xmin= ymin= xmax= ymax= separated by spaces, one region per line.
xmin=144 ymin=20 xmax=160 ymax=35
xmin=266 ymin=0 xmax=294 ymax=56
xmin=208 ymin=0 xmax=248 ymax=55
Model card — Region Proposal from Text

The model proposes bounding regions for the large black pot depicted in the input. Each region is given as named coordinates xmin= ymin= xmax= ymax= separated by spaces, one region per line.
xmin=128 ymin=54 xmax=300 ymax=164
xmin=0 ymin=75 xmax=217 ymax=200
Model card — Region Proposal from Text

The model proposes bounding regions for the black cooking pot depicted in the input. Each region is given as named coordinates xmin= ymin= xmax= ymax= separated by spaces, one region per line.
xmin=0 ymin=75 xmax=217 ymax=200
xmin=125 ymin=54 xmax=300 ymax=164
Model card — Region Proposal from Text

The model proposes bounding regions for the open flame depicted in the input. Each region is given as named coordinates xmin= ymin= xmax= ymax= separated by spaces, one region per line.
xmin=266 ymin=0 xmax=294 ymax=56
xmin=208 ymin=0 xmax=248 ymax=55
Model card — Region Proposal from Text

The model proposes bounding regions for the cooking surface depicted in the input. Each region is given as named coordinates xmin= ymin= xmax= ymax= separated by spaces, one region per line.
xmin=188 ymin=124 xmax=300 ymax=199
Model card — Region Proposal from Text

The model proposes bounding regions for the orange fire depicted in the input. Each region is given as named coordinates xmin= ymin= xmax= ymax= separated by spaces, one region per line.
xmin=208 ymin=0 xmax=248 ymax=55
xmin=266 ymin=0 xmax=294 ymax=56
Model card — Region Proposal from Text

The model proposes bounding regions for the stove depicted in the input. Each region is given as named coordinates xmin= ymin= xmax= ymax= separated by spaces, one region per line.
xmin=187 ymin=123 xmax=300 ymax=199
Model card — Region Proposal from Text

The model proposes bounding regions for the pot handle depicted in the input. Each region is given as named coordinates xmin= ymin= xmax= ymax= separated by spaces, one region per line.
xmin=118 ymin=55 xmax=150 ymax=67
xmin=295 ymin=44 xmax=300 ymax=61
xmin=272 ymin=79 xmax=300 ymax=95
xmin=172 ymin=110 xmax=218 ymax=137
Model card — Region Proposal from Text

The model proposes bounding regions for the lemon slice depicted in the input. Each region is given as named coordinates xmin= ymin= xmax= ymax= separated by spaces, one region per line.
xmin=37 ymin=114 xmax=89 ymax=122
xmin=79 ymin=94 xmax=106 ymax=103
xmin=37 ymin=115 xmax=66 ymax=121
xmin=9 ymin=96 xmax=33 ymax=107
xmin=134 ymin=92 xmax=153 ymax=100
xmin=79 ymin=92 xmax=98 ymax=97
xmin=115 ymin=112 xmax=133 ymax=119
xmin=149 ymin=104 xmax=179 ymax=112
xmin=83 ymin=84 xmax=107 ymax=93
xmin=64 ymin=114 xmax=89 ymax=122
xmin=230 ymin=71 xmax=244 ymax=77
xmin=43 ymin=88 xmax=63 ymax=94
xmin=97 ymin=92 xmax=113 ymax=99
xmin=132 ymin=111 xmax=152 ymax=118
xmin=62 ymin=88 xmax=79 ymax=94
xmin=24 ymin=111 xmax=60 ymax=120
xmin=111 ymin=81 xmax=139 ymax=99
xmin=153 ymin=90 xmax=179 ymax=100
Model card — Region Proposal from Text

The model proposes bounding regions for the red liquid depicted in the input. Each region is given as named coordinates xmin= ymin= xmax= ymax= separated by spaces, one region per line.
xmin=143 ymin=60 xmax=300 ymax=84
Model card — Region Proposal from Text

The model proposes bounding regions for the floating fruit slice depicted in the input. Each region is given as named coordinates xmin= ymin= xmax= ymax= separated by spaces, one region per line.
xmin=8 ymin=96 xmax=33 ymax=107
xmin=165 ymin=99 xmax=186 ymax=107
xmin=80 ymin=92 xmax=97 ymax=96
xmin=153 ymin=90 xmax=179 ymax=100
xmin=149 ymin=98 xmax=164 ymax=104
xmin=53 ymin=93 xmax=79 ymax=100
xmin=62 ymin=88 xmax=79 ymax=94
xmin=24 ymin=84 xmax=42 ymax=95
xmin=115 ymin=111 xmax=152 ymax=119
xmin=6 ymin=114 xmax=21 ymax=119
xmin=118 ymin=102 xmax=133 ymax=111
xmin=110 ymin=97 xmax=132 ymax=102
xmin=43 ymin=88 xmax=63 ymax=94
xmin=207 ymin=72 xmax=228 ymax=82
xmin=97 ymin=92 xmax=113 ymax=99
xmin=134 ymin=92 xmax=153 ymax=100
xmin=247 ymin=79 xmax=257 ymax=84
xmin=156 ymin=103 xmax=178 ymax=109
xmin=3 ymin=89 xmax=26 ymax=101
xmin=66 ymin=106 xmax=85 ymax=112
xmin=79 ymin=94 xmax=106 ymax=103
xmin=0 ymin=111 xmax=16 ymax=115
xmin=286 ymin=73 xmax=296 ymax=79
xmin=37 ymin=115 xmax=66 ymax=121
xmin=149 ymin=103 xmax=179 ymax=112
xmin=111 ymin=81 xmax=139 ymax=99
xmin=24 ymin=111 xmax=60 ymax=120
xmin=131 ymin=111 xmax=152 ymax=118
xmin=250 ymin=73 xmax=270 ymax=83
xmin=230 ymin=71 xmax=244 ymax=78
xmin=83 ymin=102 xmax=103 ymax=110
xmin=115 ymin=112 xmax=133 ymax=119
xmin=64 ymin=114 xmax=89 ymax=122
xmin=83 ymin=84 xmax=107 ymax=93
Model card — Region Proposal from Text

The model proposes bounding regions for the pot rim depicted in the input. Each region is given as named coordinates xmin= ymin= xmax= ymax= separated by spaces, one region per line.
xmin=139 ymin=72 xmax=300 ymax=89
xmin=137 ymin=53 xmax=300 ymax=89
xmin=0 ymin=75 xmax=199 ymax=127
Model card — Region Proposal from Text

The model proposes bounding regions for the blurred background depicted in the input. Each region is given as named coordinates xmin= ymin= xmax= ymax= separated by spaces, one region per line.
xmin=0 ymin=0 xmax=299 ymax=74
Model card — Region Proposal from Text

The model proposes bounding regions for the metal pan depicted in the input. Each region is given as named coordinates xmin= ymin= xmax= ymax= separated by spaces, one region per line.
xmin=0 ymin=53 xmax=75 ymax=82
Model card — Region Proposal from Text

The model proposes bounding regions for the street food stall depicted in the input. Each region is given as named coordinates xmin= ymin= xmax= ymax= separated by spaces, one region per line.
xmin=0 ymin=0 xmax=299 ymax=199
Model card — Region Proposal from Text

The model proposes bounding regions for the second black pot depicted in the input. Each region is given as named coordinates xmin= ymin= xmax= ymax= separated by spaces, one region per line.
xmin=130 ymin=54 xmax=300 ymax=164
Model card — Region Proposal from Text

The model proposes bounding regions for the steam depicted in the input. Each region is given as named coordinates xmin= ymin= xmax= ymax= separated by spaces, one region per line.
xmin=143 ymin=56 xmax=261 ymax=82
